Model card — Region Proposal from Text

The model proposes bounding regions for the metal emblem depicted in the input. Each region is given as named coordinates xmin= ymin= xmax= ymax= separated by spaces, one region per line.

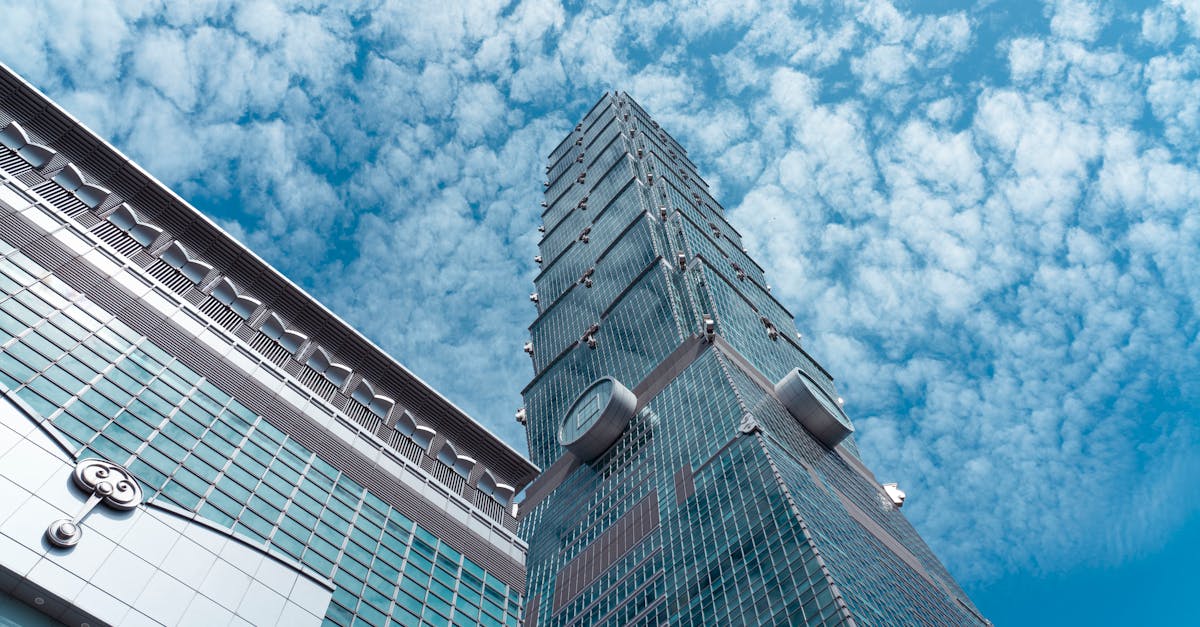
xmin=46 ymin=458 xmax=142 ymax=548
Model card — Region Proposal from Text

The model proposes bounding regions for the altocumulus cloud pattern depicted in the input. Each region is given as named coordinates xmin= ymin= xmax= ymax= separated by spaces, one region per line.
xmin=2 ymin=0 xmax=1197 ymax=622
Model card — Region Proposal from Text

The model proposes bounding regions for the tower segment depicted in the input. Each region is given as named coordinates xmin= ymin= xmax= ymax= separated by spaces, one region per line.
xmin=518 ymin=93 xmax=987 ymax=626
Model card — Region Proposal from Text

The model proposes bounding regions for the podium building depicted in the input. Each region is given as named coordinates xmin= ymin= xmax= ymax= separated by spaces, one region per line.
xmin=0 ymin=63 xmax=536 ymax=627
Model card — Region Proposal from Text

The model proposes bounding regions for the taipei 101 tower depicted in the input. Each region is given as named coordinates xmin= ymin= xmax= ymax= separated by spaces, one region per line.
xmin=516 ymin=93 xmax=988 ymax=626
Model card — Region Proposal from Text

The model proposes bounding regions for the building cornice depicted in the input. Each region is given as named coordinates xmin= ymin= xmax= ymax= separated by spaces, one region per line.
xmin=0 ymin=62 xmax=537 ymax=490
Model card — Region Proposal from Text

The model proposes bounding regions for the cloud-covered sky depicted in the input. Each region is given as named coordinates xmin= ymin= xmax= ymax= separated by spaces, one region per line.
xmin=4 ymin=0 xmax=1197 ymax=622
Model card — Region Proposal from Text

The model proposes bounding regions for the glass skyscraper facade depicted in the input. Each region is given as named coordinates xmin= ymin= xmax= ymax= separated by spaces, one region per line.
xmin=518 ymin=94 xmax=988 ymax=626
xmin=0 ymin=63 xmax=536 ymax=627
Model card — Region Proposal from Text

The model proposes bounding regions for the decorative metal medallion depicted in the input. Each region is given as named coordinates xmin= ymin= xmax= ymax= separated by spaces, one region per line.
xmin=773 ymin=368 xmax=854 ymax=449
xmin=557 ymin=377 xmax=637 ymax=462
xmin=46 ymin=458 xmax=142 ymax=548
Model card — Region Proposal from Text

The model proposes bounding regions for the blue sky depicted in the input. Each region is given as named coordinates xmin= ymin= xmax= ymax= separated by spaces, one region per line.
xmin=3 ymin=0 xmax=1198 ymax=623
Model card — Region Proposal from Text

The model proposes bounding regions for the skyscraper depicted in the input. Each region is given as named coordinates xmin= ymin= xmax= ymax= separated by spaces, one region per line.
xmin=0 ymin=63 xmax=536 ymax=626
xmin=517 ymin=94 xmax=988 ymax=626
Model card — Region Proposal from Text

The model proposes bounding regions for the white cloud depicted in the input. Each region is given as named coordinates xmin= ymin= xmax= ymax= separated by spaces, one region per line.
xmin=912 ymin=13 xmax=971 ymax=66
xmin=510 ymin=0 xmax=565 ymax=45
xmin=42 ymin=0 xmax=131 ymax=83
xmin=233 ymin=0 xmax=287 ymax=45
xmin=846 ymin=4 xmax=971 ymax=107
xmin=1163 ymin=0 xmax=1200 ymax=39
xmin=509 ymin=55 xmax=566 ymax=103
xmin=674 ymin=0 xmax=760 ymax=38
xmin=859 ymin=0 xmax=910 ymax=42
xmin=1146 ymin=46 xmax=1200 ymax=152
xmin=726 ymin=0 xmax=1200 ymax=584
xmin=1141 ymin=4 xmax=1179 ymax=46
xmin=121 ymin=91 xmax=212 ymax=183
xmin=131 ymin=29 xmax=196 ymax=111
xmin=454 ymin=82 xmax=506 ymax=143
xmin=924 ymin=96 xmax=958 ymax=124
xmin=853 ymin=43 xmax=911 ymax=94
xmin=557 ymin=11 xmax=630 ymax=88
xmin=1046 ymin=0 xmax=1108 ymax=42
xmin=767 ymin=67 xmax=818 ymax=116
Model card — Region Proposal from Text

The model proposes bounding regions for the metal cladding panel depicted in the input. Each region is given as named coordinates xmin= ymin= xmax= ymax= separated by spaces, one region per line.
xmin=521 ymin=594 xmax=540 ymax=627
xmin=672 ymin=463 xmax=695 ymax=505
xmin=551 ymin=489 xmax=659 ymax=614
